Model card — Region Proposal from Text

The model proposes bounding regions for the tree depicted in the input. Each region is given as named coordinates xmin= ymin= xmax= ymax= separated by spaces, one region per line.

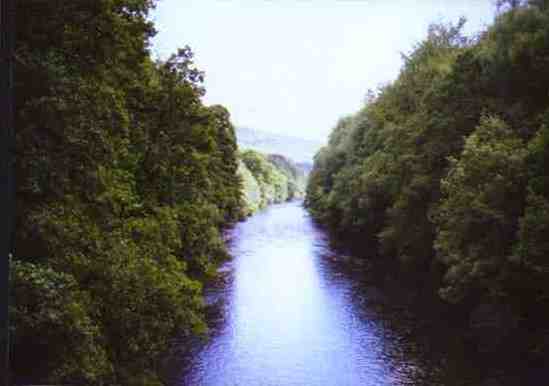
xmin=434 ymin=116 xmax=527 ymax=303
xmin=13 ymin=0 xmax=245 ymax=383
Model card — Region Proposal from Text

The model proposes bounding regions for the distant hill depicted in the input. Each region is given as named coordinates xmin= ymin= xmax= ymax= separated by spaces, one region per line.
xmin=236 ymin=127 xmax=324 ymax=165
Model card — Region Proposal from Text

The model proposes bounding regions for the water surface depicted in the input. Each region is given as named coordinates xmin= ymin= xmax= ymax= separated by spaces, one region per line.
xmin=172 ymin=201 xmax=531 ymax=386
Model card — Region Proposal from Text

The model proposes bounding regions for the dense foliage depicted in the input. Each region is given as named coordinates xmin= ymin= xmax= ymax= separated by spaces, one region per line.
xmin=238 ymin=150 xmax=305 ymax=215
xmin=267 ymin=154 xmax=307 ymax=199
xmin=13 ymin=1 xmax=244 ymax=384
xmin=306 ymin=0 xmax=549 ymax=352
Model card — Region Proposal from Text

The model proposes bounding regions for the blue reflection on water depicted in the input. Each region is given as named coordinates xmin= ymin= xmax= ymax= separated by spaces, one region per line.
xmin=178 ymin=202 xmax=404 ymax=386
xmin=175 ymin=201 xmax=528 ymax=386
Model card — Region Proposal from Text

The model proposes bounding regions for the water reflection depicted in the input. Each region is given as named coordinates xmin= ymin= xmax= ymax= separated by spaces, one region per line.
xmin=172 ymin=201 xmax=526 ymax=386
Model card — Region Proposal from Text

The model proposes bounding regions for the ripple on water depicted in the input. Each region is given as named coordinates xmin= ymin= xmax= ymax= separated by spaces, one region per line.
xmin=171 ymin=201 xmax=539 ymax=386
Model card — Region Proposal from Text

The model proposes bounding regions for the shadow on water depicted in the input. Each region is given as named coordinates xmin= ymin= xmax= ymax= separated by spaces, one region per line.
xmin=163 ymin=201 xmax=544 ymax=386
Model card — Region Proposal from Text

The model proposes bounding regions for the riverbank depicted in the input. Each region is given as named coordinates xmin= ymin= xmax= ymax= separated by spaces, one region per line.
xmin=319 ymin=224 xmax=549 ymax=384
xmin=163 ymin=202 xmax=545 ymax=386
xmin=305 ymin=3 xmax=549 ymax=378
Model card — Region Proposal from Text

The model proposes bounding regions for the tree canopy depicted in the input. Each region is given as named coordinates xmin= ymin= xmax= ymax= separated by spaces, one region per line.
xmin=238 ymin=150 xmax=306 ymax=215
xmin=14 ymin=1 xmax=244 ymax=384
xmin=306 ymin=0 xmax=549 ymax=355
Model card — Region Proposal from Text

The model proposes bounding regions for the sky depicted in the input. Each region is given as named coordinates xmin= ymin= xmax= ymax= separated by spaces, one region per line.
xmin=151 ymin=0 xmax=496 ymax=142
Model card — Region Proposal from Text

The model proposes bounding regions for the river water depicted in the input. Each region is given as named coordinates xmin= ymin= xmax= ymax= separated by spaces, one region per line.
xmin=169 ymin=201 xmax=537 ymax=386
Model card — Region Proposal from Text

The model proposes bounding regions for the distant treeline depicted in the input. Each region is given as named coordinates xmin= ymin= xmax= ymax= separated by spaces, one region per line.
xmin=239 ymin=150 xmax=307 ymax=215
xmin=13 ymin=1 xmax=245 ymax=384
xmin=306 ymin=0 xmax=549 ymax=355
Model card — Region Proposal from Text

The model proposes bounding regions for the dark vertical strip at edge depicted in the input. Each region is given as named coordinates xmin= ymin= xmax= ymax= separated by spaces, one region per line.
xmin=0 ymin=0 xmax=15 ymax=384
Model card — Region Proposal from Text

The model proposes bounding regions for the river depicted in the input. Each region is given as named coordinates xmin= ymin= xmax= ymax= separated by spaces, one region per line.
xmin=167 ymin=201 xmax=538 ymax=386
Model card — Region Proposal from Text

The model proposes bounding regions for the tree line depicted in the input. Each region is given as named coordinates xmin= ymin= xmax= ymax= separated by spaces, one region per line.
xmin=13 ymin=1 xmax=245 ymax=384
xmin=306 ymin=0 xmax=549 ymax=356
xmin=239 ymin=150 xmax=307 ymax=215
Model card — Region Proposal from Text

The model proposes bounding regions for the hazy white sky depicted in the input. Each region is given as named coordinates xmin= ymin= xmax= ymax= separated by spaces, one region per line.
xmin=151 ymin=1 xmax=496 ymax=142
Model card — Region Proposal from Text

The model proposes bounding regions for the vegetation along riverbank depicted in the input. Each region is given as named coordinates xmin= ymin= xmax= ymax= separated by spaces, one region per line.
xmin=306 ymin=0 xmax=549 ymax=363
xmin=13 ymin=2 xmax=308 ymax=384
xmin=11 ymin=0 xmax=549 ymax=384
